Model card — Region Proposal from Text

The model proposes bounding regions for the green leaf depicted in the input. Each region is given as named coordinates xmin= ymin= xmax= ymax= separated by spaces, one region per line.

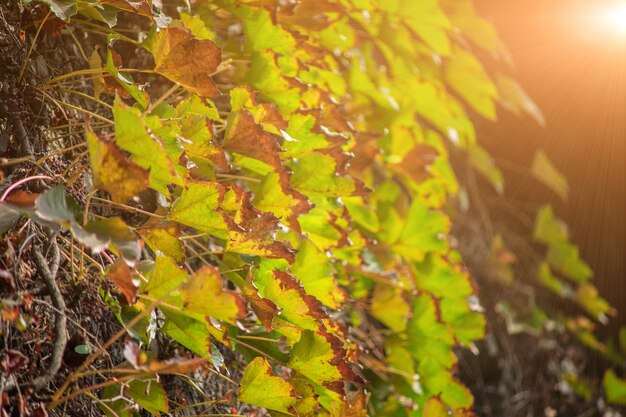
xmin=290 ymin=152 xmax=357 ymax=198
xmin=74 ymin=344 xmax=92 ymax=355
xmin=168 ymin=180 xmax=230 ymax=239
xmin=127 ymin=379 xmax=169 ymax=416
xmin=34 ymin=186 xmax=82 ymax=225
xmin=546 ymin=241 xmax=592 ymax=283
xmin=0 ymin=203 xmax=21 ymax=235
xmin=99 ymin=384 xmax=132 ymax=417
xmin=291 ymin=240 xmax=345 ymax=309
xmin=113 ymin=97 xmax=182 ymax=197
xmin=531 ymin=150 xmax=569 ymax=201
xmin=288 ymin=330 xmax=356 ymax=391
xmin=393 ymin=199 xmax=449 ymax=262
xmin=445 ymin=48 xmax=498 ymax=120
xmin=422 ymin=397 xmax=447 ymax=417
xmin=533 ymin=205 xmax=568 ymax=245
xmin=138 ymin=219 xmax=185 ymax=263
xmin=370 ymin=283 xmax=410 ymax=332
xmin=142 ymin=255 xmax=187 ymax=301
xmin=239 ymin=357 xmax=298 ymax=415
xmin=180 ymin=265 xmax=247 ymax=325
xmin=30 ymin=0 xmax=77 ymax=20
xmin=604 ymin=369 xmax=626 ymax=405
xmin=467 ymin=143 xmax=503 ymax=193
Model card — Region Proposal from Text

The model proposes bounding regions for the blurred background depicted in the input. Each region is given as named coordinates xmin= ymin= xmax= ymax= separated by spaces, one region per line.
xmin=476 ymin=0 xmax=626 ymax=335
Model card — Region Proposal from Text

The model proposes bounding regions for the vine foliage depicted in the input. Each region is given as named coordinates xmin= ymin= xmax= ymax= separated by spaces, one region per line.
xmin=0 ymin=0 xmax=621 ymax=415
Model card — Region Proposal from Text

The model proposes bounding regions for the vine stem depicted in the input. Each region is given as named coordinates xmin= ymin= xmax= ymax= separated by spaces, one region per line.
xmin=0 ymin=175 xmax=53 ymax=202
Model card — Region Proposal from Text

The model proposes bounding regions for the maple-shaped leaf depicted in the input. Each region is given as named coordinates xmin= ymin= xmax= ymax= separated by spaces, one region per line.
xmin=223 ymin=110 xmax=283 ymax=169
xmin=253 ymin=264 xmax=327 ymax=335
xmin=393 ymin=199 xmax=450 ymax=262
xmin=152 ymin=28 xmax=221 ymax=97
xmin=113 ymin=96 xmax=182 ymax=197
xmin=179 ymin=112 xmax=228 ymax=173
xmin=370 ymin=283 xmax=410 ymax=332
xmin=288 ymin=329 xmax=358 ymax=393
xmin=291 ymin=240 xmax=345 ymax=309
xmin=168 ymin=180 xmax=231 ymax=239
xmin=227 ymin=212 xmax=296 ymax=262
xmin=137 ymin=217 xmax=185 ymax=263
xmin=181 ymin=265 xmax=247 ymax=325
xmin=253 ymin=171 xmax=312 ymax=232
xmin=239 ymin=357 xmax=298 ymax=415
xmin=290 ymin=152 xmax=358 ymax=198
xmin=230 ymin=87 xmax=287 ymax=134
xmin=86 ymin=125 xmax=148 ymax=203
xmin=222 ymin=186 xmax=296 ymax=262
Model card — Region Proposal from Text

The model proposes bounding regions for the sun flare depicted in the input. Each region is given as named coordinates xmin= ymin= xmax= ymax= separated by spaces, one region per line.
xmin=607 ymin=2 xmax=626 ymax=33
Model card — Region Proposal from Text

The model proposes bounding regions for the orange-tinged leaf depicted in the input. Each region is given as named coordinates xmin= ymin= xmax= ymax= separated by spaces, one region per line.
xmin=390 ymin=144 xmax=438 ymax=185
xmin=4 ymin=190 xmax=38 ymax=207
xmin=242 ymin=271 xmax=278 ymax=331
xmin=239 ymin=357 xmax=298 ymax=415
xmin=113 ymin=96 xmax=181 ymax=196
xmin=152 ymin=28 xmax=221 ymax=97
xmin=86 ymin=125 xmax=149 ymax=203
xmin=107 ymin=259 xmax=139 ymax=304
xmin=288 ymin=329 xmax=359 ymax=392
xmin=222 ymin=186 xmax=296 ymax=261
xmin=227 ymin=212 xmax=296 ymax=262
xmin=223 ymin=110 xmax=282 ymax=169
xmin=181 ymin=265 xmax=247 ymax=325
xmin=138 ymin=218 xmax=185 ymax=263
xmin=253 ymin=171 xmax=312 ymax=233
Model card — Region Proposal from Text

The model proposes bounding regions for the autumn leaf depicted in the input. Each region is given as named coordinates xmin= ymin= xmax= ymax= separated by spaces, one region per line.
xmin=242 ymin=271 xmax=278 ymax=331
xmin=239 ymin=357 xmax=298 ymax=415
xmin=137 ymin=217 xmax=185 ymax=263
xmin=113 ymin=96 xmax=182 ymax=197
xmin=86 ymin=125 xmax=148 ymax=203
xmin=181 ymin=265 xmax=247 ymax=325
xmin=107 ymin=259 xmax=139 ymax=304
xmin=168 ymin=180 xmax=231 ymax=239
xmin=152 ymin=28 xmax=221 ymax=97
xmin=288 ymin=329 xmax=359 ymax=392
xmin=223 ymin=110 xmax=283 ymax=169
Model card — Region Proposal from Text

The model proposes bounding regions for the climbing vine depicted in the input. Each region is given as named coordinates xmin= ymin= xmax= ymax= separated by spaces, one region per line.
xmin=0 ymin=0 xmax=622 ymax=415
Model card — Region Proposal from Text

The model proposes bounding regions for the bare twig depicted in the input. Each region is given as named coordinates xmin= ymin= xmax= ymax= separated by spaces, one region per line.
xmin=30 ymin=241 xmax=67 ymax=391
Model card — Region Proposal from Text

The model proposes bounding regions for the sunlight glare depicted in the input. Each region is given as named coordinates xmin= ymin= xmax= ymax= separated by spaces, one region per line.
xmin=607 ymin=2 xmax=626 ymax=34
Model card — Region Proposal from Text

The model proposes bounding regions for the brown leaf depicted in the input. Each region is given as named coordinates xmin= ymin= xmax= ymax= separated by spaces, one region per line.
xmin=153 ymin=28 xmax=221 ymax=97
xmin=5 ymin=190 xmax=38 ymax=207
xmin=222 ymin=186 xmax=296 ymax=261
xmin=223 ymin=110 xmax=283 ymax=169
xmin=242 ymin=271 xmax=278 ymax=331
xmin=86 ymin=126 xmax=149 ymax=203
xmin=107 ymin=260 xmax=139 ymax=304
xmin=1 ymin=350 xmax=28 ymax=375
xmin=390 ymin=144 xmax=438 ymax=185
